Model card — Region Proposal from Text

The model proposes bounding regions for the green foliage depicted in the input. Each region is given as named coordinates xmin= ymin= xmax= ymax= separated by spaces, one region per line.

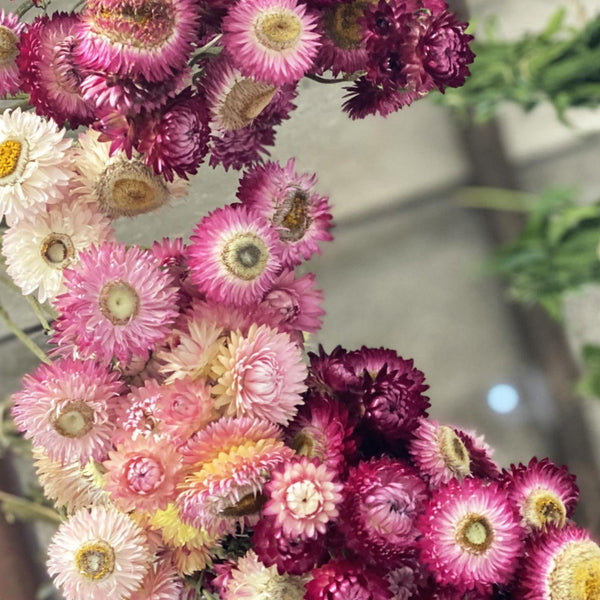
xmin=440 ymin=9 xmax=600 ymax=121
xmin=488 ymin=187 xmax=600 ymax=320
xmin=577 ymin=344 xmax=600 ymax=398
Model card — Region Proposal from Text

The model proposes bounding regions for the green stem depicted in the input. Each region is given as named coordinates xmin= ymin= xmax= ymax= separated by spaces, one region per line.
xmin=0 ymin=490 xmax=63 ymax=525
xmin=24 ymin=295 xmax=52 ymax=332
xmin=0 ymin=302 xmax=50 ymax=364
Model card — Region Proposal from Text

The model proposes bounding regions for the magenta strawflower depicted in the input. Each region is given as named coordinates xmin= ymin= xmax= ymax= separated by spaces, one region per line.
xmin=305 ymin=558 xmax=392 ymax=600
xmin=237 ymin=158 xmax=334 ymax=266
xmin=501 ymin=457 xmax=579 ymax=531
xmin=263 ymin=456 xmax=343 ymax=539
xmin=0 ymin=10 xmax=24 ymax=96
xmin=103 ymin=433 xmax=184 ymax=512
xmin=47 ymin=505 xmax=151 ymax=600
xmin=187 ymin=204 xmax=283 ymax=307
xmin=455 ymin=426 xmax=500 ymax=480
xmin=76 ymin=0 xmax=198 ymax=83
xmin=417 ymin=478 xmax=522 ymax=594
xmin=17 ymin=12 xmax=94 ymax=128
xmin=52 ymin=242 xmax=179 ymax=365
xmin=222 ymin=0 xmax=321 ymax=86
xmin=517 ymin=524 xmax=600 ymax=600
xmin=212 ymin=323 xmax=308 ymax=425
xmin=11 ymin=358 xmax=125 ymax=465
xmin=408 ymin=417 xmax=472 ymax=487
xmin=340 ymin=457 xmax=429 ymax=567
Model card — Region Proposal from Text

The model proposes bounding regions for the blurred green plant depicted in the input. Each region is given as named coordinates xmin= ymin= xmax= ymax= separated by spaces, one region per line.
xmin=440 ymin=9 xmax=600 ymax=121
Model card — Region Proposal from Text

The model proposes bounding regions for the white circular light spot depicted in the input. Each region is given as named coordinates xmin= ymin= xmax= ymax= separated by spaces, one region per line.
xmin=487 ymin=384 xmax=519 ymax=414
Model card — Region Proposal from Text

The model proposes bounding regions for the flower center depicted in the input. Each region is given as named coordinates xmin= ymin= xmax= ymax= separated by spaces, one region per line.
xmin=53 ymin=37 xmax=82 ymax=94
xmin=290 ymin=431 xmax=315 ymax=457
xmin=40 ymin=233 xmax=76 ymax=270
xmin=456 ymin=513 xmax=493 ymax=554
xmin=52 ymin=401 xmax=95 ymax=438
xmin=97 ymin=159 xmax=169 ymax=218
xmin=254 ymin=10 xmax=302 ymax=51
xmin=75 ymin=539 xmax=115 ymax=581
xmin=221 ymin=492 xmax=266 ymax=517
xmin=523 ymin=489 xmax=566 ymax=529
xmin=437 ymin=425 xmax=470 ymax=478
xmin=125 ymin=455 xmax=165 ymax=494
xmin=221 ymin=233 xmax=269 ymax=281
xmin=286 ymin=481 xmax=322 ymax=517
xmin=0 ymin=139 xmax=22 ymax=179
xmin=549 ymin=540 xmax=600 ymax=600
xmin=273 ymin=189 xmax=311 ymax=242
xmin=324 ymin=1 xmax=373 ymax=50
xmin=99 ymin=280 xmax=140 ymax=325
xmin=0 ymin=26 xmax=18 ymax=66
xmin=219 ymin=78 xmax=277 ymax=130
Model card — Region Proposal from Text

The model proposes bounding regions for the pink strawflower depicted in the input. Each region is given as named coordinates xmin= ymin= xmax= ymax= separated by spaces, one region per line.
xmin=517 ymin=524 xmax=600 ymax=600
xmin=2 ymin=196 xmax=114 ymax=303
xmin=17 ymin=12 xmax=94 ymax=128
xmin=178 ymin=416 xmax=294 ymax=535
xmin=114 ymin=377 xmax=162 ymax=440
xmin=260 ymin=269 xmax=325 ymax=335
xmin=0 ymin=10 xmax=23 ymax=96
xmin=47 ymin=505 xmax=151 ymax=600
xmin=237 ymin=158 xmax=334 ymax=266
xmin=187 ymin=204 xmax=283 ymax=307
xmin=222 ymin=0 xmax=321 ymax=86
xmin=103 ymin=434 xmax=184 ymax=512
xmin=455 ymin=426 xmax=500 ymax=480
xmin=137 ymin=89 xmax=211 ymax=181
xmin=501 ymin=457 xmax=579 ymax=531
xmin=76 ymin=0 xmax=198 ymax=83
xmin=385 ymin=557 xmax=430 ymax=600
xmin=408 ymin=417 xmax=472 ymax=487
xmin=285 ymin=393 xmax=358 ymax=476
xmin=340 ymin=457 xmax=429 ymax=567
xmin=212 ymin=323 xmax=307 ymax=425
xmin=223 ymin=550 xmax=308 ymax=600
xmin=417 ymin=478 xmax=522 ymax=594
xmin=129 ymin=558 xmax=183 ymax=600
xmin=252 ymin=514 xmax=329 ymax=575
xmin=342 ymin=75 xmax=413 ymax=119
xmin=52 ymin=242 xmax=179 ymax=365
xmin=11 ymin=358 xmax=125 ymax=465
xmin=264 ymin=456 xmax=343 ymax=539
xmin=305 ymin=558 xmax=392 ymax=600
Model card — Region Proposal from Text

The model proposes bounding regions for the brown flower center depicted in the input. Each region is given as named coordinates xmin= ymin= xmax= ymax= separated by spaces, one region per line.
xmin=437 ymin=425 xmax=470 ymax=478
xmin=549 ymin=540 xmax=600 ymax=600
xmin=0 ymin=26 xmax=18 ymax=66
xmin=75 ymin=540 xmax=115 ymax=581
xmin=323 ymin=1 xmax=374 ymax=50
xmin=254 ymin=10 xmax=302 ymax=51
xmin=218 ymin=78 xmax=277 ymax=130
xmin=273 ymin=189 xmax=311 ymax=242
xmin=221 ymin=493 xmax=266 ymax=517
xmin=40 ymin=233 xmax=76 ymax=270
xmin=456 ymin=513 xmax=493 ymax=554
xmin=99 ymin=280 xmax=140 ymax=325
xmin=221 ymin=233 xmax=269 ymax=281
xmin=52 ymin=401 xmax=95 ymax=438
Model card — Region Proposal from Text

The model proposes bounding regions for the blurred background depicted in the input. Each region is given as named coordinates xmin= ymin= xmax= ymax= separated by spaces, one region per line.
xmin=2 ymin=0 xmax=600 ymax=597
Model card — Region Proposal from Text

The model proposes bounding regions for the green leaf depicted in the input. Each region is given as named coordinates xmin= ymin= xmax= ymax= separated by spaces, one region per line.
xmin=546 ymin=205 xmax=600 ymax=246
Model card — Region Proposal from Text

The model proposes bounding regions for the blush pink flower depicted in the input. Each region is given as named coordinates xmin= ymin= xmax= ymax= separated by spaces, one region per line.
xmin=222 ymin=0 xmax=321 ymax=85
xmin=0 ymin=10 xmax=24 ymax=96
xmin=52 ymin=242 xmax=179 ymax=366
xmin=212 ymin=323 xmax=307 ymax=426
xmin=263 ymin=456 xmax=343 ymax=539
xmin=11 ymin=358 xmax=125 ymax=465
xmin=103 ymin=434 xmax=184 ymax=512
xmin=129 ymin=558 xmax=183 ymax=600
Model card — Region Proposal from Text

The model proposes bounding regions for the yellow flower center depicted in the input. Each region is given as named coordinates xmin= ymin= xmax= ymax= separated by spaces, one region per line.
xmin=40 ymin=233 xmax=76 ymax=270
xmin=456 ymin=513 xmax=494 ymax=554
xmin=274 ymin=189 xmax=311 ymax=242
xmin=437 ymin=425 xmax=470 ymax=478
xmin=75 ymin=540 xmax=115 ymax=581
xmin=522 ymin=489 xmax=566 ymax=529
xmin=549 ymin=540 xmax=600 ymax=600
xmin=0 ymin=26 xmax=19 ymax=66
xmin=52 ymin=401 xmax=95 ymax=438
xmin=254 ymin=10 xmax=302 ymax=51
xmin=221 ymin=233 xmax=269 ymax=281
xmin=0 ymin=139 xmax=22 ymax=179
xmin=218 ymin=78 xmax=277 ymax=131
xmin=99 ymin=280 xmax=140 ymax=325
xmin=324 ymin=1 xmax=375 ymax=50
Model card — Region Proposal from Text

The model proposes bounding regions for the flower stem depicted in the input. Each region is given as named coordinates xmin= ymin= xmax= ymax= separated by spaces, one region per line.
xmin=24 ymin=295 xmax=52 ymax=333
xmin=0 ymin=302 xmax=50 ymax=364
xmin=305 ymin=73 xmax=351 ymax=85
xmin=0 ymin=490 xmax=63 ymax=525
